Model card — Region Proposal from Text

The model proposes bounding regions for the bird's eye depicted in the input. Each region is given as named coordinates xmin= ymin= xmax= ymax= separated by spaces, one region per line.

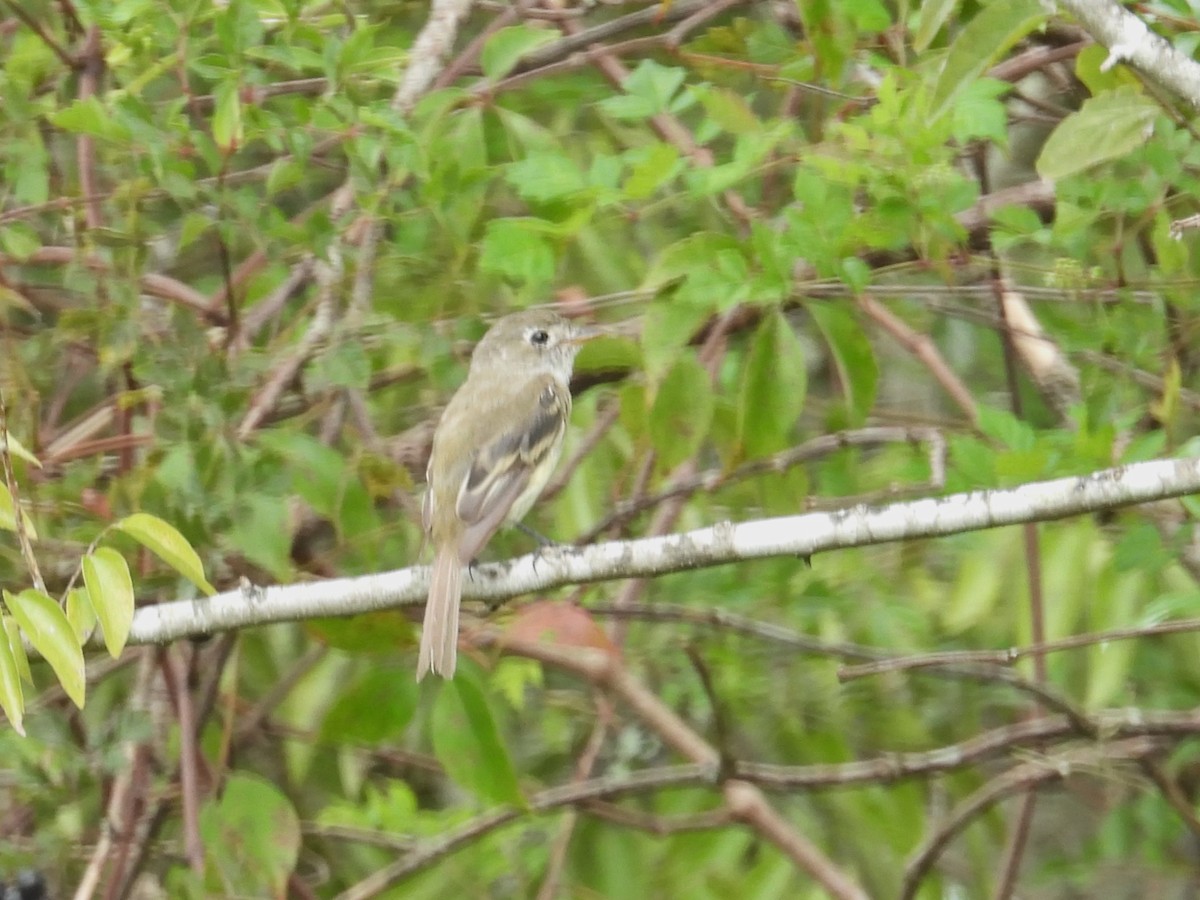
xmin=530 ymin=329 xmax=550 ymax=346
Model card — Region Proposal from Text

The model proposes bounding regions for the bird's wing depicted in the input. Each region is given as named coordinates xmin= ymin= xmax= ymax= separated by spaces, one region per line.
xmin=448 ymin=375 xmax=568 ymax=560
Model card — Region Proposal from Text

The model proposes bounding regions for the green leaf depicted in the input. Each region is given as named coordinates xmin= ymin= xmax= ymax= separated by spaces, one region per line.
xmin=1074 ymin=44 xmax=1142 ymax=96
xmin=10 ymin=131 xmax=48 ymax=205
xmin=178 ymin=211 xmax=213 ymax=252
xmin=228 ymin=495 xmax=294 ymax=582
xmin=310 ymin=340 xmax=372 ymax=391
xmin=698 ymin=86 xmax=761 ymax=135
xmin=598 ymin=60 xmax=686 ymax=120
xmin=0 ymin=617 xmax=25 ymax=736
xmin=306 ymin=612 xmax=414 ymax=653
xmin=480 ymin=24 xmax=559 ymax=79
xmin=200 ymin=773 xmax=300 ymax=893
xmin=507 ymin=152 xmax=589 ymax=203
xmin=1036 ymin=87 xmax=1159 ymax=181
xmin=82 ymin=548 xmax=135 ymax=658
xmin=596 ymin=92 xmax=657 ymax=121
xmin=4 ymin=432 xmax=41 ymax=469
xmin=845 ymin=0 xmax=891 ymax=31
xmin=640 ymin=300 xmax=713 ymax=384
xmin=641 ymin=232 xmax=756 ymax=310
xmin=113 ymin=513 xmax=215 ymax=595
xmin=0 ymin=482 xmax=38 ymax=539
xmin=0 ymin=223 xmax=41 ymax=260
xmin=931 ymin=0 xmax=1045 ymax=117
xmin=335 ymin=21 xmax=378 ymax=79
xmin=738 ymin=311 xmax=806 ymax=459
xmin=622 ymin=142 xmax=682 ymax=200
xmin=808 ymin=302 xmax=877 ymax=426
xmin=1042 ymin=524 xmax=1094 ymax=653
xmin=941 ymin=537 xmax=1009 ymax=633
xmin=685 ymin=128 xmax=786 ymax=197
xmin=951 ymin=78 xmax=1012 ymax=145
xmin=65 ymin=587 xmax=97 ymax=645
xmin=839 ymin=257 xmax=871 ymax=294
xmin=1085 ymin=571 xmax=1141 ymax=709
xmin=976 ymin=405 xmax=1036 ymax=451
xmin=48 ymin=96 xmax=131 ymax=142
xmin=478 ymin=218 xmax=556 ymax=286
xmin=913 ymin=0 xmax=959 ymax=51
xmin=254 ymin=432 xmax=379 ymax=541
xmin=2 ymin=615 xmax=31 ymax=686
xmin=431 ymin=666 xmax=524 ymax=806
xmin=3 ymin=589 xmax=85 ymax=708
xmin=644 ymin=232 xmax=743 ymax=291
xmin=648 ymin=353 xmax=714 ymax=471
xmin=0 ymin=284 xmax=38 ymax=316
xmin=212 ymin=80 xmax=244 ymax=150
xmin=321 ymin=665 xmax=416 ymax=745
xmin=265 ymin=158 xmax=305 ymax=198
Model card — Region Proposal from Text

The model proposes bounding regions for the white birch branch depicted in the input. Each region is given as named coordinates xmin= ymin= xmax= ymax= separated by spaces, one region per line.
xmin=393 ymin=0 xmax=474 ymax=113
xmin=1056 ymin=0 xmax=1200 ymax=107
xmin=127 ymin=457 xmax=1200 ymax=645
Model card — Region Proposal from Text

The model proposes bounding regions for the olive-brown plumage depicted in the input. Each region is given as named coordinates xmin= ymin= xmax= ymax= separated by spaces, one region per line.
xmin=418 ymin=310 xmax=598 ymax=680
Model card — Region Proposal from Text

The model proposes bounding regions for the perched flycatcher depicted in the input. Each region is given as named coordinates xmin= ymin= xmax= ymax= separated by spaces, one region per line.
xmin=418 ymin=309 xmax=600 ymax=680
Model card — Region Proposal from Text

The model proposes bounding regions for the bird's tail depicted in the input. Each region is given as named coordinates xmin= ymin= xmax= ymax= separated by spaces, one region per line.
xmin=417 ymin=542 xmax=462 ymax=680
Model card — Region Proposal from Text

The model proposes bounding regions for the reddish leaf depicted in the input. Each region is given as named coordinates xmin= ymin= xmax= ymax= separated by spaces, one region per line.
xmin=505 ymin=601 xmax=620 ymax=656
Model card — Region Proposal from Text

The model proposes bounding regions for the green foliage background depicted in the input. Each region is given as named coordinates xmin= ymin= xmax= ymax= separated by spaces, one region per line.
xmin=2 ymin=0 xmax=1200 ymax=896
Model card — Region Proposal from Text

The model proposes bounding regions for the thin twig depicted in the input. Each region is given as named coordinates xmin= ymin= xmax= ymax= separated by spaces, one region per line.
xmin=607 ymin=306 xmax=742 ymax=637
xmin=486 ymin=635 xmax=869 ymax=900
xmin=588 ymin=601 xmax=1094 ymax=732
xmin=665 ymin=0 xmax=744 ymax=48
xmin=73 ymin=652 xmax=157 ymax=900
xmin=513 ymin=0 xmax=755 ymax=74
xmin=433 ymin=0 xmax=524 ymax=89
xmin=234 ymin=644 xmax=327 ymax=740
xmin=237 ymin=275 xmax=337 ymax=439
xmin=0 ymin=247 xmax=219 ymax=321
xmin=229 ymin=256 xmax=315 ymax=355
xmin=555 ymin=15 xmax=754 ymax=228
xmin=901 ymin=738 xmax=1163 ymax=900
xmin=482 ymin=35 xmax=663 ymax=96
xmin=76 ymin=25 xmax=104 ymax=230
xmin=206 ymin=201 xmax=323 ymax=316
xmin=859 ymin=294 xmax=979 ymax=424
xmin=336 ymin=764 xmax=716 ymax=898
xmin=158 ymin=646 xmax=204 ymax=873
xmin=0 ymin=0 xmax=75 ymax=67
xmin=1139 ymin=758 xmax=1200 ymax=841
xmin=735 ymin=710 xmax=1200 ymax=790
xmin=987 ymin=41 xmax=1089 ymax=82
xmin=581 ymin=800 xmax=732 ymax=834
xmin=535 ymin=693 xmax=613 ymax=900
xmin=837 ymin=616 xmax=1200 ymax=675
xmin=577 ymin=426 xmax=946 ymax=543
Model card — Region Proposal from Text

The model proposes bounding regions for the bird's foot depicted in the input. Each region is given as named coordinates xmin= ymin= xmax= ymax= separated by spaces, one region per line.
xmin=515 ymin=521 xmax=559 ymax=548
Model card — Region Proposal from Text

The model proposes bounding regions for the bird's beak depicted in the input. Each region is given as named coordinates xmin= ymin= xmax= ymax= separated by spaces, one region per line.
xmin=567 ymin=323 xmax=607 ymax=345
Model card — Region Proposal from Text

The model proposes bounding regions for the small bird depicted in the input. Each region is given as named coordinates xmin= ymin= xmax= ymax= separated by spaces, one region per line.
xmin=418 ymin=309 xmax=601 ymax=680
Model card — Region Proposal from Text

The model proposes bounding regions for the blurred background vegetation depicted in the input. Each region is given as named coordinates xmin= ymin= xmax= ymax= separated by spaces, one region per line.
xmin=3 ymin=0 xmax=1200 ymax=896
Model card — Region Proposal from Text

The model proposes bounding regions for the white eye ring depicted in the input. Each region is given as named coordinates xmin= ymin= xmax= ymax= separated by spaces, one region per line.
xmin=529 ymin=329 xmax=550 ymax=346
